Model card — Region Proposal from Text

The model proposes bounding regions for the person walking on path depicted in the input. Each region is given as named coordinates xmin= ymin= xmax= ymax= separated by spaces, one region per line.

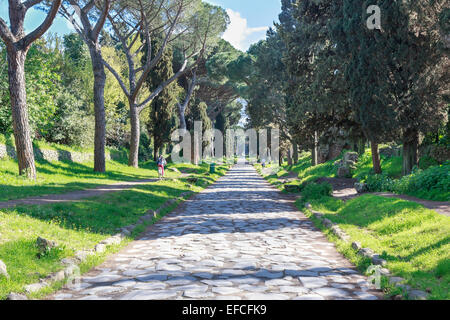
xmin=157 ymin=155 xmax=167 ymax=180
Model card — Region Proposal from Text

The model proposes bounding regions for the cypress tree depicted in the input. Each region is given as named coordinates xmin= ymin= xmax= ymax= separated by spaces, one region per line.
xmin=278 ymin=0 xmax=363 ymax=165
xmin=388 ymin=0 xmax=448 ymax=175
xmin=188 ymin=100 xmax=212 ymax=148
xmin=187 ymin=100 xmax=212 ymax=163
xmin=144 ymin=36 xmax=180 ymax=161
xmin=331 ymin=0 xmax=448 ymax=175
xmin=330 ymin=0 xmax=401 ymax=174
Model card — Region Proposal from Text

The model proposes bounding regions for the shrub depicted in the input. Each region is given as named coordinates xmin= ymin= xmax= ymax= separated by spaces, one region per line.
xmin=365 ymin=174 xmax=396 ymax=192
xmin=301 ymin=182 xmax=333 ymax=200
xmin=44 ymin=90 xmax=94 ymax=147
xmin=402 ymin=163 xmax=450 ymax=194
xmin=365 ymin=162 xmax=450 ymax=201
xmin=138 ymin=132 xmax=153 ymax=162
xmin=419 ymin=156 xmax=439 ymax=170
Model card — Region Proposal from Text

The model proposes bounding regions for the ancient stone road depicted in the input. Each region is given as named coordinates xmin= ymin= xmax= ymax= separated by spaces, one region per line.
xmin=50 ymin=165 xmax=381 ymax=300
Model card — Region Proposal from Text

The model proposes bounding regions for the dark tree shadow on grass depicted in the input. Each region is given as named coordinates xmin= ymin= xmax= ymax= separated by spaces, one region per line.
xmin=5 ymin=185 xmax=188 ymax=236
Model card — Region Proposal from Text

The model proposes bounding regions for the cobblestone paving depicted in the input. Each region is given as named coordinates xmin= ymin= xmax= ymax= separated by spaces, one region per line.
xmin=50 ymin=165 xmax=382 ymax=300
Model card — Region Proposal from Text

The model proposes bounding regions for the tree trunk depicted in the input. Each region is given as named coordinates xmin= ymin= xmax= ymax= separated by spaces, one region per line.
xmin=311 ymin=147 xmax=316 ymax=166
xmin=357 ymin=138 xmax=366 ymax=155
xmin=293 ymin=142 xmax=299 ymax=163
xmin=191 ymin=138 xmax=196 ymax=165
xmin=402 ymin=129 xmax=419 ymax=176
xmin=287 ymin=147 xmax=293 ymax=166
xmin=7 ymin=48 xmax=36 ymax=179
xmin=90 ymin=47 xmax=107 ymax=173
xmin=153 ymin=144 xmax=159 ymax=162
xmin=371 ymin=141 xmax=382 ymax=174
xmin=178 ymin=71 xmax=196 ymax=130
xmin=178 ymin=103 xmax=187 ymax=130
xmin=256 ymin=132 xmax=259 ymax=160
xmin=128 ymin=105 xmax=140 ymax=168
xmin=312 ymin=131 xmax=318 ymax=166
xmin=153 ymin=131 xmax=160 ymax=162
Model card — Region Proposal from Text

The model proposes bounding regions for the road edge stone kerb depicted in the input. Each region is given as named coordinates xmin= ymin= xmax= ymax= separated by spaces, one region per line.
xmin=6 ymin=190 xmax=195 ymax=300
xmin=304 ymin=203 xmax=429 ymax=300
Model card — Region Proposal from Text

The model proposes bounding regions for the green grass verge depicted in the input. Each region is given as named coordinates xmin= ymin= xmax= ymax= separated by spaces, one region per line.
xmin=0 ymin=158 xmax=189 ymax=202
xmin=0 ymin=162 xmax=229 ymax=299
xmin=287 ymin=153 xmax=337 ymax=184
xmin=0 ymin=133 xmax=121 ymax=155
xmin=287 ymin=150 xmax=402 ymax=183
xmin=302 ymin=195 xmax=450 ymax=300
xmin=266 ymin=150 xmax=448 ymax=201
xmin=354 ymin=150 xmax=403 ymax=180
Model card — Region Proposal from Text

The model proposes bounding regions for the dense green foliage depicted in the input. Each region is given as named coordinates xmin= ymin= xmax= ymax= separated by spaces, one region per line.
xmin=301 ymin=182 xmax=333 ymax=200
xmin=1 ymin=38 xmax=61 ymax=139
xmin=260 ymin=148 xmax=449 ymax=201
xmin=365 ymin=163 xmax=450 ymax=201
xmin=145 ymin=36 xmax=181 ymax=160
xmin=0 ymin=34 xmax=128 ymax=149
xmin=246 ymin=0 xmax=449 ymax=175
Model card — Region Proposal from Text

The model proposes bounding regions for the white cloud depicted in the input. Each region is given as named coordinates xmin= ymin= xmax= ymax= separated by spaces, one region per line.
xmin=222 ymin=9 xmax=268 ymax=52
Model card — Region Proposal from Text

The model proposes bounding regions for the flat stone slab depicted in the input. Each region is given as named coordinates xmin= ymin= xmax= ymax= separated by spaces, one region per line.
xmin=254 ymin=270 xmax=284 ymax=279
xmin=313 ymin=287 xmax=351 ymax=299
xmin=279 ymin=286 xmax=309 ymax=294
xmin=299 ymin=277 xmax=329 ymax=289
xmin=286 ymin=270 xmax=319 ymax=277
xmin=245 ymin=293 xmax=291 ymax=300
xmin=294 ymin=294 xmax=325 ymax=300
xmin=212 ymin=287 xmax=241 ymax=295
xmin=48 ymin=165 xmax=381 ymax=301
xmin=120 ymin=290 xmax=178 ymax=300
xmin=135 ymin=274 xmax=168 ymax=282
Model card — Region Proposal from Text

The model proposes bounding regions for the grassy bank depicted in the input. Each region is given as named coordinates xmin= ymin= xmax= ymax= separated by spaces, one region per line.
xmin=300 ymin=194 xmax=450 ymax=300
xmin=0 ymin=162 xmax=229 ymax=299
xmin=0 ymin=158 xmax=187 ymax=202
xmin=255 ymin=160 xmax=449 ymax=300
xmin=0 ymin=133 xmax=120 ymax=155
xmin=285 ymin=150 xmax=403 ymax=183
xmin=257 ymin=150 xmax=449 ymax=201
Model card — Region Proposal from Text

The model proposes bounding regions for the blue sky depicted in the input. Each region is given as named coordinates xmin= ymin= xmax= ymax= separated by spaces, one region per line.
xmin=0 ymin=0 xmax=281 ymax=52
xmin=205 ymin=0 xmax=281 ymax=51
xmin=0 ymin=3 xmax=71 ymax=39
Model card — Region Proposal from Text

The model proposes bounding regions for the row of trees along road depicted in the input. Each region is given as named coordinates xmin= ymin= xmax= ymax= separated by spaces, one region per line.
xmin=245 ymin=0 xmax=449 ymax=174
xmin=0 ymin=0 xmax=228 ymax=178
